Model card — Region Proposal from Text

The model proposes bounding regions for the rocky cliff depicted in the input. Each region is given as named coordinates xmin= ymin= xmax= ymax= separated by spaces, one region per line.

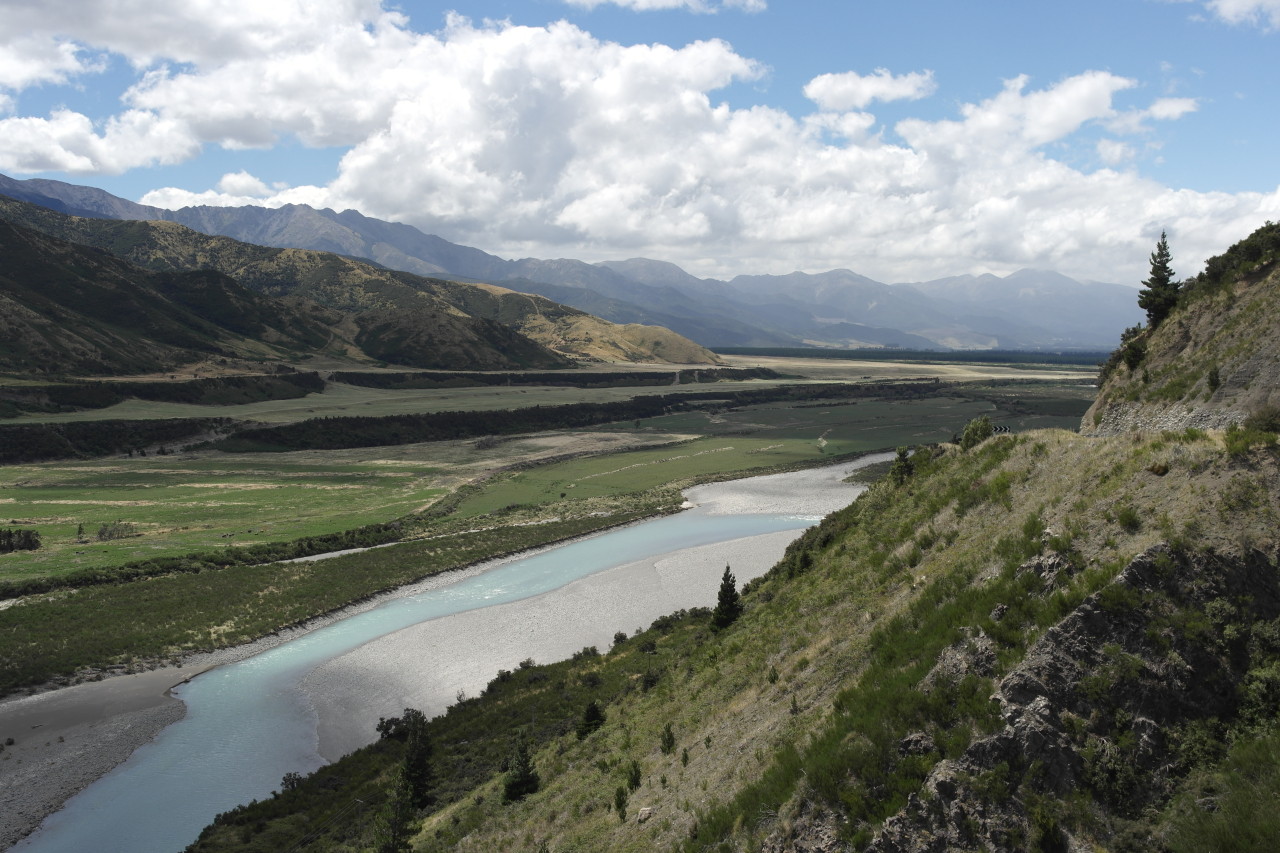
xmin=1082 ymin=222 xmax=1280 ymax=436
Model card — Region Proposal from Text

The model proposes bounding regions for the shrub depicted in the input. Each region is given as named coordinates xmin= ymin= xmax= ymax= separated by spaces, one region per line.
xmin=661 ymin=722 xmax=676 ymax=755
xmin=1224 ymin=424 xmax=1278 ymax=458
xmin=1115 ymin=504 xmax=1142 ymax=533
xmin=959 ymin=416 xmax=994 ymax=451
xmin=576 ymin=701 xmax=606 ymax=739
xmin=502 ymin=739 xmax=540 ymax=803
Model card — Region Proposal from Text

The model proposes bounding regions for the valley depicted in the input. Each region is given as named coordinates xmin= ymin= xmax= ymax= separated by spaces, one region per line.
xmin=0 ymin=170 xmax=1276 ymax=853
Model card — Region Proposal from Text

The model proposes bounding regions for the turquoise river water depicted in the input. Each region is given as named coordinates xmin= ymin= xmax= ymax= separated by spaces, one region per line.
xmin=16 ymin=459 xmax=880 ymax=853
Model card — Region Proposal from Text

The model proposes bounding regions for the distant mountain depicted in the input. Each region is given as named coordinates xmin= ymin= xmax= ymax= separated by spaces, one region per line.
xmin=906 ymin=269 xmax=1144 ymax=350
xmin=0 ymin=191 xmax=719 ymax=367
xmin=0 ymin=173 xmax=1144 ymax=351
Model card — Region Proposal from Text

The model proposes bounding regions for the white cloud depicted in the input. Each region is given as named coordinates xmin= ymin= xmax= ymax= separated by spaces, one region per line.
xmin=142 ymin=182 xmax=330 ymax=210
xmin=1107 ymin=95 xmax=1199 ymax=134
xmin=0 ymin=35 xmax=103 ymax=91
xmin=1200 ymin=0 xmax=1280 ymax=29
xmin=0 ymin=4 xmax=1275 ymax=285
xmin=0 ymin=108 xmax=197 ymax=173
xmin=562 ymin=0 xmax=765 ymax=11
xmin=0 ymin=0 xmax=396 ymax=71
xmin=1146 ymin=97 xmax=1199 ymax=120
xmin=216 ymin=171 xmax=272 ymax=197
xmin=1097 ymin=139 xmax=1135 ymax=165
xmin=804 ymin=68 xmax=936 ymax=111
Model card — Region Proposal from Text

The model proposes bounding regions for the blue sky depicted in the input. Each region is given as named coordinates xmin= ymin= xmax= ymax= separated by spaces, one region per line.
xmin=1 ymin=0 xmax=1277 ymax=284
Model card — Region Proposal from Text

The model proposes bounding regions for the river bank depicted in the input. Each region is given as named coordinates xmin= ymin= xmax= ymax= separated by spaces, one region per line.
xmin=2 ymin=453 xmax=889 ymax=850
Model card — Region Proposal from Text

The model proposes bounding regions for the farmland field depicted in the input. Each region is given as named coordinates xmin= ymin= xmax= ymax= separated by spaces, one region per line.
xmin=0 ymin=358 xmax=1097 ymax=691
xmin=0 ymin=458 xmax=442 ymax=581
xmin=10 ymin=356 xmax=1094 ymax=426
xmin=1 ymin=376 xmax=1094 ymax=583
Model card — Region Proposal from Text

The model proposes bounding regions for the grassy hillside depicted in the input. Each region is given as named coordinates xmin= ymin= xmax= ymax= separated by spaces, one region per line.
xmin=0 ymin=194 xmax=717 ymax=367
xmin=1085 ymin=222 xmax=1280 ymax=435
xmin=0 ymin=219 xmax=337 ymax=375
xmin=180 ymin=422 xmax=1280 ymax=852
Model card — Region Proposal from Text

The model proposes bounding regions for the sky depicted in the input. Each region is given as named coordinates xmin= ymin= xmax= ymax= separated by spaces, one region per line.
xmin=1 ymin=0 xmax=1278 ymax=286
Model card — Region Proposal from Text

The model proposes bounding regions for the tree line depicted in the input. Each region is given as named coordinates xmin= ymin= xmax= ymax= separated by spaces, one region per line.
xmin=213 ymin=381 xmax=946 ymax=453
xmin=1 ymin=372 xmax=323 ymax=416
xmin=0 ymin=417 xmax=231 ymax=464
xmin=0 ymin=518 xmax=404 ymax=600
xmin=330 ymin=366 xmax=779 ymax=390
xmin=0 ymin=528 xmax=40 ymax=554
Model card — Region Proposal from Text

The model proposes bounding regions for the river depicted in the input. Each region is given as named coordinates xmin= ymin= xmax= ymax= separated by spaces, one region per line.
xmin=14 ymin=454 xmax=889 ymax=853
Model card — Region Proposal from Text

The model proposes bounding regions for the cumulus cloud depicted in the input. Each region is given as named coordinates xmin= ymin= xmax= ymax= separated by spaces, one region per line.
xmin=804 ymin=68 xmax=936 ymax=111
xmin=1200 ymin=0 xmax=1280 ymax=29
xmin=216 ymin=171 xmax=273 ymax=197
xmin=1 ymin=3 xmax=1275 ymax=284
xmin=0 ymin=108 xmax=197 ymax=173
xmin=0 ymin=35 xmax=103 ymax=91
xmin=0 ymin=0 xmax=396 ymax=69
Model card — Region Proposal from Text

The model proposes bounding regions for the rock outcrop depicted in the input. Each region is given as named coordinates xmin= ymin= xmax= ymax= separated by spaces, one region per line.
xmin=1082 ymin=228 xmax=1280 ymax=436
xmin=868 ymin=545 xmax=1280 ymax=852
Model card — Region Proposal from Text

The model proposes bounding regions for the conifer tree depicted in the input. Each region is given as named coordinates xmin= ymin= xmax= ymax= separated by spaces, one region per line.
xmin=371 ymin=765 xmax=414 ymax=853
xmin=711 ymin=565 xmax=743 ymax=630
xmin=889 ymin=446 xmax=914 ymax=485
xmin=577 ymin=700 xmax=606 ymax=739
xmin=502 ymin=738 xmax=540 ymax=802
xmin=1138 ymin=231 xmax=1179 ymax=328
xmin=403 ymin=709 xmax=433 ymax=809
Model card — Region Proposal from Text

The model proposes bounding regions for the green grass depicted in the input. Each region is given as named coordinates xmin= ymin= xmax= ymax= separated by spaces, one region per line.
xmin=0 ymin=499 xmax=672 ymax=693
xmin=450 ymin=396 xmax=1017 ymax=517
xmin=0 ymin=457 xmax=441 ymax=581
xmin=1 ymin=388 xmax=1088 ymax=580
xmin=13 ymin=379 xmax=796 ymax=425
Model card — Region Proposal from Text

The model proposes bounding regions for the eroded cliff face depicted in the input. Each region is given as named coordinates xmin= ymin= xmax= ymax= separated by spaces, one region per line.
xmin=866 ymin=546 xmax=1280 ymax=852
xmin=1081 ymin=259 xmax=1280 ymax=437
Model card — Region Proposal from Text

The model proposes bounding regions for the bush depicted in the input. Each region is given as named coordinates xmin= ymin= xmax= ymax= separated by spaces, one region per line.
xmin=959 ymin=416 xmax=994 ymax=451
xmin=502 ymin=739 xmax=539 ymax=803
xmin=1115 ymin=504 xmax=1142 ymax=533
xmin=661 ymin=722 xmax=676 ymax=755
xmin=1224 ymin=424 xmax=1278 ymax=458
xmin=576 ymin=701 xmax=606 ymax=739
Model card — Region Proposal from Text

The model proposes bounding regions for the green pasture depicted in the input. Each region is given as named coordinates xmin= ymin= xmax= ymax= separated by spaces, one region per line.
xmin=1 ymin=382 xmax=1092 ymax=581
xmin=14 ymin=378 xmax=795 ymax=425
xmin=454 ymin=390 xmax=1091 ymax=517
xmin=0 ymin=456 xmax=442 ymax=582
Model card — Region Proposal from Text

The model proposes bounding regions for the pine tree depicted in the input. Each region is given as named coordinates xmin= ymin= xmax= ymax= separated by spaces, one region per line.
xmin=1138 ymin=231 xmax=1179 ymax=328
xmin=889 ymin=446 xmax=914 ymax=485
xmin=576 ymin=700 xmax=606 ymax=739
xmin=502 ymin=738 xmax=540 ymax=802
xmin=403 ymin=709 xmax=432 ymax=809
xmin=711 ymin=565 xmax=743 ymax=630
xmin=371 ymin=765 xmax=414 ymax=853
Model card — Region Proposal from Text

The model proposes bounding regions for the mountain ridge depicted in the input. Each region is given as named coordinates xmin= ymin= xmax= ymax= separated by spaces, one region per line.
xmin=0 ymin=173 xmax=1143 ymax=351
xmin=0 ymin=192 xmax=719 ymax=369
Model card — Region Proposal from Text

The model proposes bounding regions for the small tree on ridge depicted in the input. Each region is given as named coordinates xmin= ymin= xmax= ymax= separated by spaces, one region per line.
xmin=712 ymin=565 xmax=743 ymax=630
xmin=1138 ymin=231 xmax=1179 ymax=328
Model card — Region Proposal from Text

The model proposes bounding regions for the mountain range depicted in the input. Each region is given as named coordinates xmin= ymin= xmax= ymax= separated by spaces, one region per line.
xmin=0 ymin=192 xmax=717 ymax=375
xmin=0 ymin=173 xmax=1144 ymax=352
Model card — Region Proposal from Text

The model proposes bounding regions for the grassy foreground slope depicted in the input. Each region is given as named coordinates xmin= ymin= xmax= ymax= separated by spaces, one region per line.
xmin=186 ymin=424 xmax=1280 ymax=852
